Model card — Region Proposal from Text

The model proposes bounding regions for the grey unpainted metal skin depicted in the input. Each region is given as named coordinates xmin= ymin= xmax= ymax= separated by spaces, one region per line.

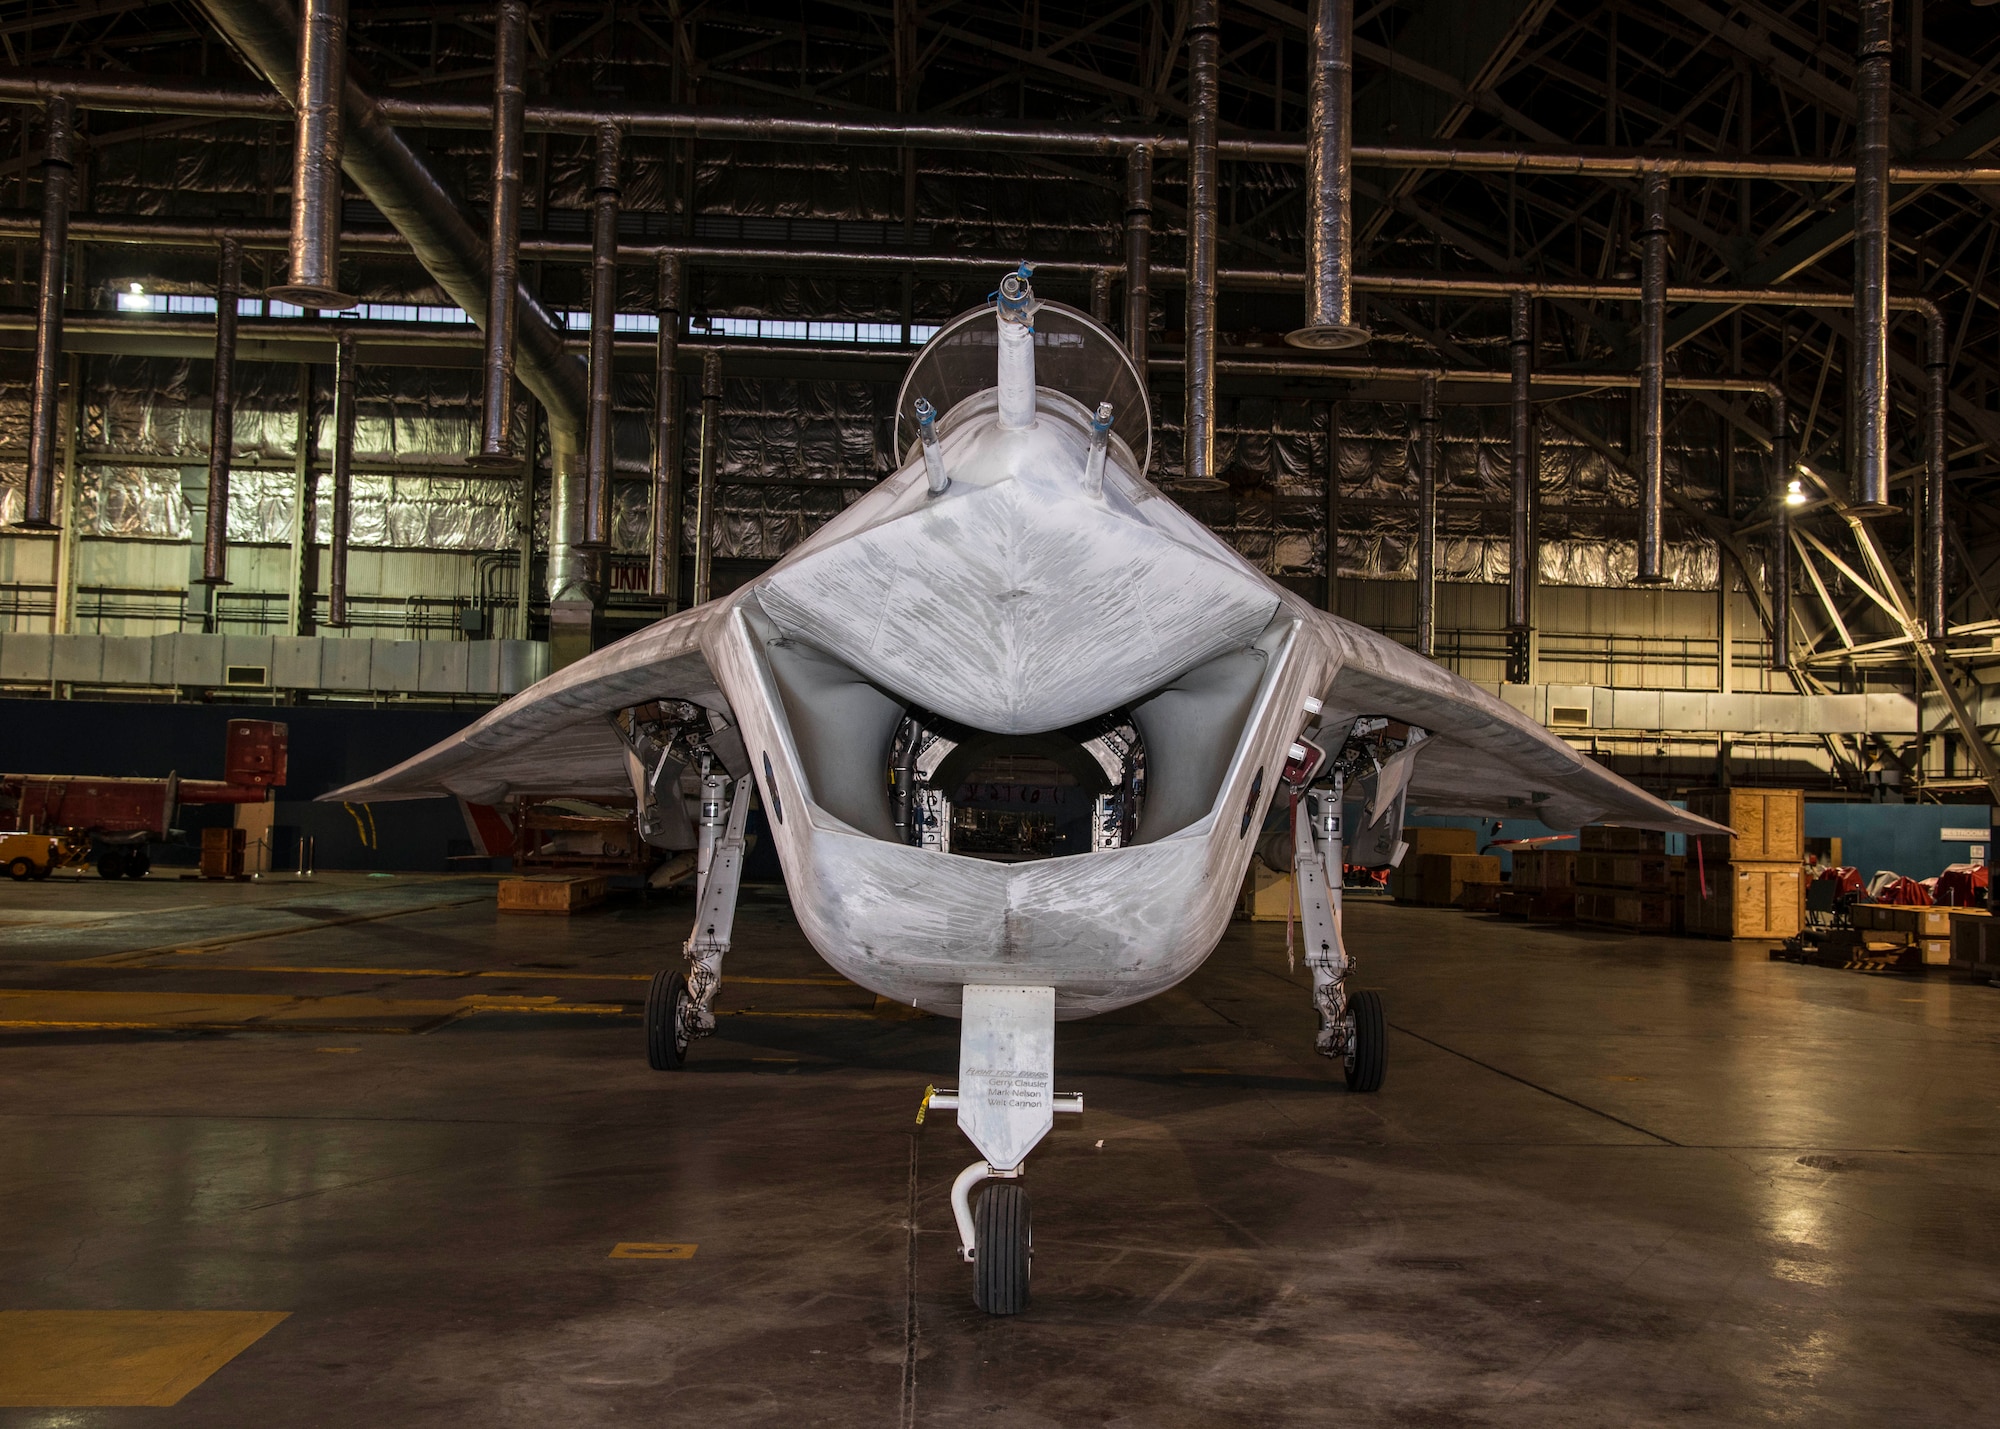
xmin=334 ymin=277 xmax=1719 ymax=1027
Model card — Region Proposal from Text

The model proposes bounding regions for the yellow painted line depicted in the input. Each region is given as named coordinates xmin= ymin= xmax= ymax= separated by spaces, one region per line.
xmin=609 ymin=1243 xmax=696 ymax=1260
xmin=314 ymin=1047 xmax=360 ymax=1054
xmin=58 ymin=963 xmax=854 ymax=988
xmin=74 ymin=892 xmax=493 ymax=966
xmin=0 ymin=1310 xmax=288 ymax=1408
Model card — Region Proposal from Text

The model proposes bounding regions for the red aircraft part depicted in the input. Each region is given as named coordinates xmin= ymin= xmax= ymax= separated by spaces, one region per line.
xmin=0 ymin=719 xmax=288 ymax=840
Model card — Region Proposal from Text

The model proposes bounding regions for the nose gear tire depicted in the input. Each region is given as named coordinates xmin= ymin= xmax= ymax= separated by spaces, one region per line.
xmin=646 ymin=969 xmax=692 ymax=1071
xmin=972 ymin=1182 xmax=1032 ymax=1315
xmin=1345 ymin=988 xmax=1385 ymax=1092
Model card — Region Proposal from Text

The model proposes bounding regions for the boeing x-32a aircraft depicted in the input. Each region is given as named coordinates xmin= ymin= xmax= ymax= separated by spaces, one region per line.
xmin=333 ymin=267 xmax=1720 ymax=1315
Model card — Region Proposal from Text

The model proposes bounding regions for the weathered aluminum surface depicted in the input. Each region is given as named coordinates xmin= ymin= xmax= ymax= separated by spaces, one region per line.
xmin=955 ymin=985 xmax=1056 ymax=1172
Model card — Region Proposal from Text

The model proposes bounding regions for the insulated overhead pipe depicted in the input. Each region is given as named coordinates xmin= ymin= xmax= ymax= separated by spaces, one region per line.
xmin=583 ymin=122 xmax=622 ymax=549
xmin=1507 ymin=291 xmax=1533 ymax=658
xmin=1925 ymin=311 xmax=1948 ymax=640
xmin=1416 ymin=372 xmax=1438 ymax=658
xmin=1183 ymin=0 xmax=1220 ymax=486
xmin=268 ymin=0 xmax=354 ymax=309
xmin=1771 ymin=389 xmax=1792 ymax=673
xmin=1124 ymin=144 xmax=1151 ymax=368
xmin=692 ymin=351 xmax=722 ymax=607
xmin=473 ymin=0 xmax=527 ymax=467
xmin=1287 ymin=0 xmax=1368 ymax=350
xmin=200 ymin=237 xmax=242 ymax=584
xmin=21 ymin=94 xmax=73 ymax=530
xmin=650 ymin=253 xmax=684 ymax=606
xmin=328 ymin=329 xmax=357 ymax=627
xmin=1852 ymin=0 xmax=1895 ymax=514
xmin=1636 ymin=169 xmax=1669 ymax=585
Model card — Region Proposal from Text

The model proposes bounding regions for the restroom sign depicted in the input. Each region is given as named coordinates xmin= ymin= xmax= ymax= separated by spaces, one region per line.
xmin=1940 ymin=826 xmax=1989 ymax=841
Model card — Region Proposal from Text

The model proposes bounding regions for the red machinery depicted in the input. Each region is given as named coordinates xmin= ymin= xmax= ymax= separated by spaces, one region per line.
xmin=0 ymin=720 xmax=288 ymax=879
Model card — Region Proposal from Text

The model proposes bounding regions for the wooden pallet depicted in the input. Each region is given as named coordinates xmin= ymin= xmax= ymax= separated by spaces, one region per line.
xmin=498 ymin=874 xmax=609 ymax=914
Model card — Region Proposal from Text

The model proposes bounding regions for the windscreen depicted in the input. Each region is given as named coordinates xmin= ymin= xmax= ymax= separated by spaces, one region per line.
xmin=894 ymin=300 xmax=1152 ymax=476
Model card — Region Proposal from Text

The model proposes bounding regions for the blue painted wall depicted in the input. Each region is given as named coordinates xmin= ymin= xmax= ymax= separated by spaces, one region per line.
xmin=1804 ymin=802 xmax=1995 ymax=881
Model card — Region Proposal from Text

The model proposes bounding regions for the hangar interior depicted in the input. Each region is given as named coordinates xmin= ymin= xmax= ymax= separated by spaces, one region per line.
xmin=3 ymin=2 xmax=2000 ymax=1425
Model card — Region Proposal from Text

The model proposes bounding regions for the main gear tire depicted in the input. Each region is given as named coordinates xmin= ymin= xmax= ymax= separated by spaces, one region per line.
xmin=645 ymin=969 xmax=692 ymax=1071
xmin=971 ymin=1182 xmax=1032 ymax=1315
xmin=1345 ymin=989 xmax=1386 ymax=1093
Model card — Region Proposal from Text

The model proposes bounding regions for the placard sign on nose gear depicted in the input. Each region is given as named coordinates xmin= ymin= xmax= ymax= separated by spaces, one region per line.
xmin=957 ymin=985 xmax=1056 ymax=1172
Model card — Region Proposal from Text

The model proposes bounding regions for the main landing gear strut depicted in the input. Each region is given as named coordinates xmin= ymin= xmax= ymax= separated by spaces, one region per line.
xmin=646 ymin=759 xmax=751 ymax=1071
xmin=1289 ymin=763 xmax=1385 ymax=1093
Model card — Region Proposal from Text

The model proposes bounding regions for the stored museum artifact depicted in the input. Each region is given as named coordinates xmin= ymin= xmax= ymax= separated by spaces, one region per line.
xmin=333 ymin=269 xmax=1720 ymax=1313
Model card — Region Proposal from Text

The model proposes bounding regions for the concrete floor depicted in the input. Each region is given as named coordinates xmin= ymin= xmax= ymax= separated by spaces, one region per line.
xmin=3 ymin=872 xmax=1999 ymax=1426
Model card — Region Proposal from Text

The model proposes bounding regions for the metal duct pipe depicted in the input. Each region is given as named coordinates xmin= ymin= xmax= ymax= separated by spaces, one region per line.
xmin=692 ymin=352 xmax=723 ymax=606
xmin=1852 ymin=0 xmax=1894 ymax=514
xmin=1288 ymin=0 xmax=1368 ymax=350
xmin=200 ymin=237 xmax=242 ymax=584
xmin=1183 ymin=0 xmax=1220 ymax=486
xmin=192 ymin=0 xmax=585 ymax=449
xmin=1124 ymin=144 xmax=1151 ymax=368
xmin=583 ymin=123 xmax=621 ymax=549
xmin=268 ymin=0 xmax=353 ymax=309
xmin=1771 ymin=389 xmax=1792 ymax=673
xmin=1636 ymin=169 xmax=1669 ymax=585
xmin=1416 ymin=372 xmax=1438 ymax=658
xmin=1925 ymin=311 xmax=1948 ymax=640
xmin=1507 ymin=291 xmax=1532 ymax=653
xmin=17 ymin=71 xmax=2000 ymax=183
xmin=650 ymin=253 xmax=684 ymax=605
xmin=327 ymin=329 xmax=357 ymax=627
xmin=21 ymin=95 xmax=74 ymax=530
xmin=473 ymin=0 xmax=526 ymax=466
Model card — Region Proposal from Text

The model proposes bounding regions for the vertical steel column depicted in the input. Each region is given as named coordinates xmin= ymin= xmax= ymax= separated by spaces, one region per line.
xmin=288 ymin=363 xmax=317 ymax=635
xmin=1416 ymin=373 xmax=1438 ymax=658
xmin=692 ymin=351 xmax=722 ymax=607
xmin=582 ymin=122 xmax=621 ymax=549
xmin=269 ymin=0 xmax=354 ymax=309
xmin=22 ymin=95 xmax=74 ymax=529
xmin=1090 ymin=269 xmax=1111 ymax=325
xmin=1183 ymin=0 xmax=1220 ymax=486
xmin=475 ymin=0 xmax=527 ymax=465
xmin=327 ymin=330 xmax=357 ymax=628
xmin=1771 ymin=389 xmax=1791 ymax=673
xmin=1323 ymin=399 xmax=1341 ymax=613
xmin=1924 ymin=311 xmax=1948 ymax=639
xmin=1124 ymin=144 xmax=1152 ymax=367
xmin=200 ymin=237 xmax=242 ymax=585
xmin=650 ymin=253 xmax=684 ymax=605
xmin=1636 ymin=168 xmax=1669 ymax=585
xmin=1507 ymin=292 xmax=1533 ymax=662
xmin=1287 ymin=0 xmax=1368 ymax=349
xmin=1852 ymin=0 xmax=1894 ymax=513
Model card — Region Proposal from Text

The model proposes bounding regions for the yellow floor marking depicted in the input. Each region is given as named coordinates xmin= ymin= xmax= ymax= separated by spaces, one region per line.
xmin=608 ymin=1243 xmax=696 ymax=1260
xmin=314 ymin=1047 xmax=360 ymax=1054
xmin=871 ymin=995 xmax=929 ymax=1020
xmin=0 ymin=988 xmax=623 ymax=1032
xmin=0 ymin=1310 xmax=288 ymax=1407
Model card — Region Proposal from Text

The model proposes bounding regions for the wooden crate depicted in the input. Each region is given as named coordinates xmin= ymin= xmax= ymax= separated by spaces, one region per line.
xmin=1421 ymin=853 xmax=1499 ymax=906
xmin=1947 ymin=910 xmax=1997 ymax=974
xmin=199 ymin=825 xmax=246 ymax=879
xmin=1456 ymin=880 xmax=1503 ymax=913
xmin=498 ymin=874 xmax=609 ymax=914
xmin=1578 ymin=852 xmax=1670 ymax=890
xmin=1239 ymin=865 xmax=1293 ymax=922
xmin=1496 ymin=888 xmax=1576 ymax=921
xmin=1851 ymin=903 xmax=1958 ymax=939
xmin=1404 ymin=826 xmax=1477 ymax=858
xmin=1684 ymin=861 xmax=1803 ymax=940
xmin=1580 ymin=825 xmax=1666 ymax=854
xmin=1510 ymin=849 xmax=1577 ymax=891
xmin=1687 ymin=788 xmax=1804 ymax=864
xmin=1576 ymin=888 xmax=1676 ymax=930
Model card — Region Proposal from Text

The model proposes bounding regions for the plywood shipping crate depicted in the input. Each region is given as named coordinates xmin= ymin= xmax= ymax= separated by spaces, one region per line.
xmin=1686 ymin=788 xmax=1805 ymax=864
xmin=1239 ymin=864 xmax=1293 ymax=922
xmin=1949 ymin=910 xmax=1999 ymax=975
xmin=1684 ymin=862 xmax=1803 ymax=939
xmin=1405 ymin=827 xmax=1478 ymax=858
xmin=1576 ymin=888 xmax=1677 ymax=929
xmin=1579 ymin=825 xmax=1666 ymax=854
xmin=498 ymin=873 xmax=609 ymax=914
xmin=1510 ymin=849 xmax=1577 ymax=891
xmin=199 ymin=826 xmax=246 ymax=879
xmin=1421 ymin=853 xmax=1500 ymax=906
xmin=1578 ymin=851 xmax=1671 ymax=890
xmin=1456 ymin=881 xmax=1503 ymax=913
xmin=1852 ymin=903 xmax=1958 ymax=939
